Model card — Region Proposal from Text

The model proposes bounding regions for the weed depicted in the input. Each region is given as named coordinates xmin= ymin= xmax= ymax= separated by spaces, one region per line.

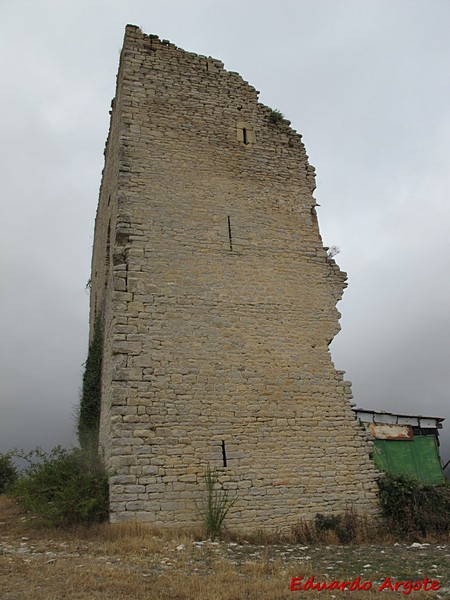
xmin=268 ymin=108 xmax=285 ymax=123
xmin=291 ymin=518 xmax=319 ymax=544
xmin=292 ymin=507 xmax=380 ymax=544
xmin=200 ymin=464 xmax=235 ymax=540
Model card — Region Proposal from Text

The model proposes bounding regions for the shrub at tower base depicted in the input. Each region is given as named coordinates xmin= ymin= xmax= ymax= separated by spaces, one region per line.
xmin=9 ymin=315 xmax=109 ymax=527
xmin=9 ymin=447 xmax=109 ymax=526
xmin=378 ymin=473 xmax=450 ymax=537
xmin=78 ymin=317 xmax=103 ymax=451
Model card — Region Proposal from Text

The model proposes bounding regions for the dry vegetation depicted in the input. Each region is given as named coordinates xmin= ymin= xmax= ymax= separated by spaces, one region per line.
xmin=1 ymin=496 xmax=449 ymax=599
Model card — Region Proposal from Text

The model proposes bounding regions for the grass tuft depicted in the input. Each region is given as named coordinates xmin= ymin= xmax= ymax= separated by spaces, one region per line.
xmin=200 ymin=465 xmax=235 ymax=540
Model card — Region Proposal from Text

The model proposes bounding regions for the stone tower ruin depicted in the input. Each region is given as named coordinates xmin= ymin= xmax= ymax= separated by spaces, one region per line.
xmin=90 ymin=25 xmax=379 ymax=529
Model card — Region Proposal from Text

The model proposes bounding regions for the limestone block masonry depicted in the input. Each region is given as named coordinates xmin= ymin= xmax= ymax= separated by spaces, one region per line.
xmin=90 ymin=25 xmax=380 ymax=530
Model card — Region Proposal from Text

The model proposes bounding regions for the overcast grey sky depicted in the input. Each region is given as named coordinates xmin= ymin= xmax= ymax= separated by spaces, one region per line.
xmin=1 ymin=0 xmax=449 ymax=463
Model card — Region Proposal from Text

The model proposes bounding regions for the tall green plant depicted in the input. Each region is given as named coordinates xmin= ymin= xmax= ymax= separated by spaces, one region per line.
xmin=9 ymin=447 xmax=109 ymax=526
xmin=201 ymin=465 xmax=235 ymax=540
xmin=78 ymin=317 xmax=103 ymax=450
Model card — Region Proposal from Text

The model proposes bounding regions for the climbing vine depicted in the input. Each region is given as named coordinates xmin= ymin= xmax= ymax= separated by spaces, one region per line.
xmin=78 ymin=317 xmax=103 ymax=450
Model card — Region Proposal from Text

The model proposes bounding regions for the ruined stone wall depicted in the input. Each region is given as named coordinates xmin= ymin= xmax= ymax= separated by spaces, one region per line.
xmin=90 ymin=25 xmax=379 ymax=530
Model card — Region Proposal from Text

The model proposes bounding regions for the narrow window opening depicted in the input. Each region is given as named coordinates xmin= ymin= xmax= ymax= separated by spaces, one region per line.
xmin=236 ymin=121 xmax=255 ymax=145
xmin=221 ymin=440 xmax=227 ymax=467
xmin=227 ymin=216 xmax=233 ymax=252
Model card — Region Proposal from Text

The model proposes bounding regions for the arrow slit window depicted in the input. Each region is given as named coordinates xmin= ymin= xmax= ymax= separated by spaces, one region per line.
xmin=236 ymin=121 xmax=255 ymax=145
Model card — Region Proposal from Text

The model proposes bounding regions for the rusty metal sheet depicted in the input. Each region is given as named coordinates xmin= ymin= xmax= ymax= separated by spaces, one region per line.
xmin=368 ymin=423 xmax=413 ymax=440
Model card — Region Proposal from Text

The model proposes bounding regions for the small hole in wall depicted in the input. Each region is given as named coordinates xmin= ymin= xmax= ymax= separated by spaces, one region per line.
xmin=221 ymin=440 xmax=227 ymax=467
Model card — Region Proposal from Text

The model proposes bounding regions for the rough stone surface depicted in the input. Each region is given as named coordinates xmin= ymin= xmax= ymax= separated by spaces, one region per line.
xmin=90 ymin=25 xmax=380 ymax=530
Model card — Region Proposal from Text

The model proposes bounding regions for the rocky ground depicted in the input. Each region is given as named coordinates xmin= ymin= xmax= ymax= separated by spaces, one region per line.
xmin=0 ymin=496 xmax=448 ymax=599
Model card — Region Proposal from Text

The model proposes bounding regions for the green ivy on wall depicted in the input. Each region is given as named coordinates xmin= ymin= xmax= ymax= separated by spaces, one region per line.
xmin=78 ymin=317 xmax=103 ymax=450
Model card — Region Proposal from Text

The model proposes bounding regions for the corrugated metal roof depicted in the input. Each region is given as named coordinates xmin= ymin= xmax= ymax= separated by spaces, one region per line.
xmin=354 ymin=408 xmax=444 ymax=429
